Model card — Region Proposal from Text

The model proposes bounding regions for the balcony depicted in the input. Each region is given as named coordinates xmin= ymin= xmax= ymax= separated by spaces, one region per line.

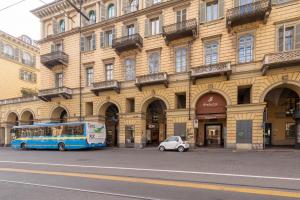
xmin=191 ymin=62 xmax=231 ymax=84
xmin=90 ymin=80 xmax=121 ymax=95
xmin=38 ymin=87 xmax=72 ymax=102
xmin=41 ymin=51 xmax=69 ymax=69
xmin=136 ymin=72 xmax=168 ymax=91
xmin=262 ymin=49 xmax=300 ymax=75
xmin=112 ymin=34 xmax=143 ymax=54
xmin=226 ymin=0 xmax=271 ymax=31
xmin=0 ymin=96 xmax=39 ymax=106
xmin=162 ymin=19 xmax=198 ymax=44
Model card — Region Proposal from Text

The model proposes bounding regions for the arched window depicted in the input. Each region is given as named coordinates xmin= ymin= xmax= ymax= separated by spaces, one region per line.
xmin=4 ymin=44 xmax=14 ymax=58
xmin=89 ymin=10 xmax=96 ymax=24
xmin=59 ymin=19 xmax=65 ymax=33
xmin=107 ymin=4 xmax=115 ymax=19
xmin=129 ymin=0 xmax=138 ymax=12
xmin=22 ymin=52 xmax=32 ymax=66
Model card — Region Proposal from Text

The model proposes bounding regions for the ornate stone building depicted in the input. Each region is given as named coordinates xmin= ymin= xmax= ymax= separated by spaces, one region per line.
xmin=1 ymin=0 xmax=300 ymax=149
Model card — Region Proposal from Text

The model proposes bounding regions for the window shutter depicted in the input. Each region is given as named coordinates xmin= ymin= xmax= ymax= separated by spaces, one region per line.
xmin=123 ymin=0 xmax=128 ymax=13
xmin=114 ymin=0 xmax=117 ymax=17
xmin=32 ymin=55 xmax=36 ymax=67
xmin=51 ymin=44 xmax=55 ymax=52
xmin=14 ymin=48 xmax=20 ymax=61
xmin=135 ymin=21 xmax=139 ymax=34
xmin=271 ymin=0 xmax=277 ymax=5
xmin=33 ymin=73 xmax=37 ymax=83
xmin=234 ymin=0 xmax=239 ymax=7
xmin=295 ymin=23 xmax=300 ymax=49
xmin=100 ymin=2 xmax=106 ymax=21
xmin=145 ymin=19 xmax=150 ymax=37
xmin=80 ymin=37 xmax=85 ymax=51
xmin=112 ymin=28 xmax=116 ymax=46
xmin=92 ymin=33 xmax=96 ymax=50
xmin=159 ymin=15 xmax=163 ymax=34
xmin=277 ymin=25 xmax=284 ymax=52
xmin=20 ymin=50 xmax=23 ymax=62
xmin=218 ymin=0 xmax=224 ymax=18
xmin=199 ymin=1 xmax=206 ymax=24
xmin=122 ymin=25 xmax=127 ymax=37
xmin=100 ymin=32 xmax=105 ymax=48
xmin=145 ymin=0 xmax=152 ymax=8
xmin=52 ymin=19 xmax=58 ymax=34
xmin=0 ymin=40 xmax=3 ymax=54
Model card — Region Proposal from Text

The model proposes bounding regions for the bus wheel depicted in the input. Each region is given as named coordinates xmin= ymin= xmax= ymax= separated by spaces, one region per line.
xmin=58 ymin=143 xmax=65 ymax=151
xmin=20 ymin=143 xmax=26 ymax=150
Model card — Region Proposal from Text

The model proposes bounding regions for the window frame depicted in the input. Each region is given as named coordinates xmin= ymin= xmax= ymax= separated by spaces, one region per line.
xmin=276 ymin=22 xmax=300 ymax=52
xmin=174 ymin=46 xmax=188 ymax=73
xmin=55 ymin=73 xmax=64 ymax=88
xmin=206 ymin=0 xmax=219 ymax=22
xmin=124 ymin=58 xmax=136 ymax=81
xmin=88 ymin=10 xmax=96 ymax=24
xmin=86 ymin=67 xmax=94 ymax=86
xmin=148 ymin=51 xmax=161 ymax=74
xmin=149 ymin=17 xmax=160 ymax=36
xmin=107 ymin=4 xmax=115 ymax=19
xmin=204 ymin=40 xmax=219 ymax=65
xmin=105 ymin=63 xmax=114 ymax=81
xmin=237 ymin=32 xmax=255 ymax=64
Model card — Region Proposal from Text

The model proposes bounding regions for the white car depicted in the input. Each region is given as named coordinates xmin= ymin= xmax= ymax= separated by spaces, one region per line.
xmin=158 ymin=136 xmax=189 ymax=152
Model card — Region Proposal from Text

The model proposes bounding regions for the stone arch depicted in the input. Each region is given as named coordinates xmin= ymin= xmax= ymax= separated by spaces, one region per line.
xmin=50 ymin=106 xmax=70 ymax=122
xmin=97 ymin=100 xmax=121 ymax=117
xmin=140 ymin=95 xmax=170 ymax=113
xmin=192 ymin=89 xmax=231 ymax=109
xmin=20 ymin=109 xmax=35 ymax=125
xmin=6 ymin=112 xmax=19 ymax=126
xmin=259 ymin=80 xmax=300 ymax=103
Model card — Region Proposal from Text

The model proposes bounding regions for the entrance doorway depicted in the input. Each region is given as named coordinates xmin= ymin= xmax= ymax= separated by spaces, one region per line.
xmin=105 ymin=104 xmax=119 ymax=147
xmin=145 ymin=99 xmax=167 ymax=146
xmin=205 ymin=124 xmax=223 ymax=146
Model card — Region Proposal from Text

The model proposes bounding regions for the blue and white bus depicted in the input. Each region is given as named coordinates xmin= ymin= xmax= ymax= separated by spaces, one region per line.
xmin=11 ymin=122 xmax=106 ymax=151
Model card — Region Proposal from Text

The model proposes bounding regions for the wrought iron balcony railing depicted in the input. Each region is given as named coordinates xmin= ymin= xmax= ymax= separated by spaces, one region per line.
xmin=136 ymin=72 xmax=168 ymax=91
xmin=191 ymin=62 xmax=231 ymax=84
xmin=226 ymin=0 xmax=271 ymax=30
xmin=41 ymin=51 xmax=69 ymax=68
xmin=90 ymin=80 xmax=121 ymax=95
xmin=162 ymin=18 xmax=198 ymax=44
xmin=38 ymin=87 xmax=72 ymax=102
xmin=262 ymin=49 xmax=300 ymax=75
xmin=0 ymin=96 xmax=39 ymax=105
xmin=112 ymin=33 xmax=143 ymax=54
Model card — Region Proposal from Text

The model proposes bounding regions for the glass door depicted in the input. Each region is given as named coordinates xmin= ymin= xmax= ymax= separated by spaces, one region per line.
xmin=205 ymin=124 xmax=222 ymax=146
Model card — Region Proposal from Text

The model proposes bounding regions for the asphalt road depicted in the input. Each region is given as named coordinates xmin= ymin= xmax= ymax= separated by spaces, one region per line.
xmin=0 ymin=147 xmax=299 ymax=200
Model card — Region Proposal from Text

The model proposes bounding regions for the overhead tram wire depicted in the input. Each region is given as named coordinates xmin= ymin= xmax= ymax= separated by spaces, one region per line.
xmin=0 ymin=0 xmax=27 ymax=12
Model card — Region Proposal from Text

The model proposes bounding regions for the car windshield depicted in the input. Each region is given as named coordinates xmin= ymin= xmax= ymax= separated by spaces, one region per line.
xmin=165 ymin=136 xmax=178 ymax=142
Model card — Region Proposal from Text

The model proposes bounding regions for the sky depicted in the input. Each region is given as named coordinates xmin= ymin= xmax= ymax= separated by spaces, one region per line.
xmin=0 ymin=0 xmax=54 ymax=40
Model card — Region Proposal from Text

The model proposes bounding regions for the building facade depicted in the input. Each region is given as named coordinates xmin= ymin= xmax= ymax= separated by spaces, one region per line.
xmin=0 ymin=0 xmax=300 ymax=149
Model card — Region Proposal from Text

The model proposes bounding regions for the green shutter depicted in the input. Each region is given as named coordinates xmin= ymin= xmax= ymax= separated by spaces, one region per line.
xmin=100 ymin=32 xmax=105 ymax=48
xmin=218 ymin=0 xmax=224 ymax=18
xmin=277 ymin=25 xmax=284 ymax=52
xmin=199 ymin=1 xmax=206 ymax=24
xmin=159 ymin=15 xmax=164 ymax=34
xmin=144 ymin=18 xmax=150 ymax=37
xmin=295 ymin=23 xmax=300 ymax=49
xmin=92 ymin=33 xmax=96 ymax=50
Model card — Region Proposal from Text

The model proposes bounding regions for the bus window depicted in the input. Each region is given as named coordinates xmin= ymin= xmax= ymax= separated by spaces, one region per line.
xmin=52 ymin=126 xmax=63 ymax=137
xmin=62 ymin=125 xmax=84 ymax=136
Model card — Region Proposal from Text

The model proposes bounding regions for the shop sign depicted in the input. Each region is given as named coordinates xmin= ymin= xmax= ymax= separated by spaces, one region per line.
xmin=196 ymin=93 xmax=226 ymax=115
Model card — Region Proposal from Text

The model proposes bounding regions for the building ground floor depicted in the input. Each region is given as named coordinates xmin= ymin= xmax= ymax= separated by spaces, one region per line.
xmin=1 ymin=70 xmax=300 ymax=150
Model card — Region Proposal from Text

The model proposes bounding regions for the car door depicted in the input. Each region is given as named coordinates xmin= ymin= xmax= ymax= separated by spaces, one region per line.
xmin=165 ymin=136 xmax=178 ymax=150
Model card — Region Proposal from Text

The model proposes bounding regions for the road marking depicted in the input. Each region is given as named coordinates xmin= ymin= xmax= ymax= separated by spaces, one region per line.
xmin=0 ymin=160 xmax=299 ymax=181
xmin=0 ymin=167 xmax=299 ymax=198
xmin=0 ymin=179 xmax=162 ymax=200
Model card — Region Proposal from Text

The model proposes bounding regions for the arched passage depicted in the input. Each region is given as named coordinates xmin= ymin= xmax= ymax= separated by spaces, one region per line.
xmin=144 ymin=98 xmax=167 ymax=146
xmin=195 ymin=92 xmax=227 ymax=147
xmin=51 ymin=107 xmax=68 ymax=123
xmin=264 ymin=86 xmax=299 ymax=147
xmin=20 ymin=111 xmax=34 ymax=125
xmin=102 ymin=103 xmax=119 ymax=147
xmin=6 ymin=112 xmax=19 ymax=126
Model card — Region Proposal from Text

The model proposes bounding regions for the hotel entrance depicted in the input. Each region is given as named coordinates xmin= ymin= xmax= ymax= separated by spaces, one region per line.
xmin=195 ymin=93 xmax=227 ymax=147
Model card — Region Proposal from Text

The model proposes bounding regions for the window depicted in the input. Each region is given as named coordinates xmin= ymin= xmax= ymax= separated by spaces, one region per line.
xmin=129 ymin=0 xmax=138 ymax=12
xmin=89 ymin=10 xmax=96 ymax=24
xmin=206 ymin=0 xmax=218 ymax=21
xmin=125 ymin=58 xmax=136 ymax=81
xmin=55 ymin=73 xmax=63 ymax=88
xmin=285 ymin=122 xmax=296 ymax=138
xmin=150 ymin=17 xmax=160 ymax=35
xmin=20 ymin=70 xmax=37 ymax=83
xmin=126 ymin=98 xmax=135 ymax=113
xmin=106 ymin=30 xmax=113 ymax=47
xmin=127 ymin=24 xmax=135 ymax=36
xmin=176 ymin=9 xmax=187 ymax=23
xmin=59 ymin=19 xmax=65 ymax=33
xmin=176 ymin=93 xmax=186 ymax=109
xmin=4 ymin=44 xmax=14 ymax=58
xmin=239 ymin=0 xmax=253 ymax=6
xmin=80 ymin=34 xmax=96 ymax=51
xmin=153 ymin=0 xmax=161 ymax=5
xmin=278 ymin=24 xmax=300 ymax=52
xmin=148 ymin=52 xmax=160 ymax=73
xmin=239 ymin=34 xmax=254 ymax=63
xmin=85 ymin=102 xmax=93 ymax=116
xmin=175 ymin=47 xmax=187 ymax=72
xmin=51 ymin=43 xmax=63 ymax=52
xmin=22 ymin=52 xmax=32 ymax=66
xmin=100 ymin=29 xmax=115 ymax=48
xmin=105 ymin=64 xmax=114 ymax=80
xmin=107 ymin=4 xmax=115 ymax=19
xmin=86 ymin=67 xmax=94 ymax=86
xmin=238 ymin=86 xmax=251 ymax=104
xmin=205 ymin=41 xmax=219 ymax=65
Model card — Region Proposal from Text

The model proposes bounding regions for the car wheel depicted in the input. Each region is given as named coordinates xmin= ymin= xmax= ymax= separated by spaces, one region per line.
xmin=159 ymin=146 xmax=165 ymax=152
xmin=58 ymin=143 xmax=65 ymax=151
xmin=177 ymin=146 xmax=185 ymax=152
xmin=20 ymin=143 xmax=26 ymax=150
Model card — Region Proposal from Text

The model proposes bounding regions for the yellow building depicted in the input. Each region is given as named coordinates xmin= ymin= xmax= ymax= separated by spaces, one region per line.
xmin=1 ymin=0 xmax=300 ymax=149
